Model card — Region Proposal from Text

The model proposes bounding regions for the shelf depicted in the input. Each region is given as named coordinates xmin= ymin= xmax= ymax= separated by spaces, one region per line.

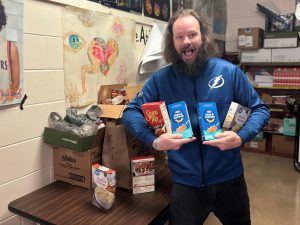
xmin=241 ymin=62 xmax=300 ymax=66
xmin=253 ymin=86 xmax=300 ymax=90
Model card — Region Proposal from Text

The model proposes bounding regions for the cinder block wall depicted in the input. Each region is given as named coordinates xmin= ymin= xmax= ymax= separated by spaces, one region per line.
xmin=0 ymin=0 xmax=155 ymax=224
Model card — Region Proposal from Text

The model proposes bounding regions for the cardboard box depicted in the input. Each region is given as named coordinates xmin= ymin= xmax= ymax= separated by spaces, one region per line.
xmin=197 ymin=102 xmax=221 ymax=141
xmin=272 ymin=48 xmax=300 ymax=62
xmin=238 ymin=27 xmax=264 ymax=50
xmin=222 ymin=102 xmax=251 ymax=132
xmin=97 ymin=84 xmax=142 ymax=119
xmin=244 ymin=138 xmax=266 ymax=151
xmin=92 ymin=164 xmax=116 ymax=211
xmin=44 ymin=127 xmax=105 ymax=152
xmin=264 ymin=32 xmax=298 ymax=48
xmin=53 ymin=147 xmax=100 ymax=189
xmin=272 ymin=134 xmax=295 ymax=155
xmin=142 ymin=101 xmax=172 ymax=136
xmin=241 ymin=49 xmax=272 ymax=63
xmin=168 ymin=101 xmax=193 ymax=138
xmin=131 ymin=156 xmax=155 ymax=194
xmin=253 ymin=131 xmax=264 ymax=141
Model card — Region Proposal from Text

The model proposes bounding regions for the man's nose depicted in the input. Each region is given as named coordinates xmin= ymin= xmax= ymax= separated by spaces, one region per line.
xmin=183 ymin=36 xmax=191 ymax=44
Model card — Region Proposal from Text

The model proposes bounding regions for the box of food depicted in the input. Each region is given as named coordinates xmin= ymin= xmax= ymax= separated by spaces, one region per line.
xmin=197 ymin=102 xmax=221 ymax=141
xmin=142 ymin=101 xmax=171 ymax=136
xmin=53 ymin=147 xmax=100 ymax=189
xmin=238 ymin=27 xmax=264 ymax=50
xmin=131 ymin=156 xmax=155 ymax=194
xmin=222 ymin=102 xmax=251 ymax=132
xmin=167 ymin=101 xmax=193 ymax=138
xmin=244 ymin=138 xmax=266 ymax=151
xmin=92 ymin=164 xmax=116 ymax=211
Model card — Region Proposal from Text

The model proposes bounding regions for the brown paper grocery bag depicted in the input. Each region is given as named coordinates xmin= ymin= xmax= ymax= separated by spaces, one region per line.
xmin=102 ymin=121 xmax=153 ymax=190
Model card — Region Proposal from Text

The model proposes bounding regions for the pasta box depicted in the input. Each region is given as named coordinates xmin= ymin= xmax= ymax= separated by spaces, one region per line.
xmin=167 ymin=101 xmax=193 ymax=138
xmin=197 ymin=102 xmax=221 ymax=141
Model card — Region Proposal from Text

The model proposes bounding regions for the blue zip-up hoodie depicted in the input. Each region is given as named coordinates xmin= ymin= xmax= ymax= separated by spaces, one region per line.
xmin=122 ymin=58 xmax=270 ymax=187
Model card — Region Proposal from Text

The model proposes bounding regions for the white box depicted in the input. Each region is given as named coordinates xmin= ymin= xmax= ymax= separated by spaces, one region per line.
xmin=241 ymin=49 xmax=272 ymax=63
xmin=222 ymin=102 xmax=251 ymax=132
xmin=131 ymin=156 xmax=155 ymax=194
xmin=264 ymin=38 xmax=298 ymax=48
xmin=255 ymin=75 xmax=273 ymax=83
xmin=272 ymin=48 xmax=300 ymax=62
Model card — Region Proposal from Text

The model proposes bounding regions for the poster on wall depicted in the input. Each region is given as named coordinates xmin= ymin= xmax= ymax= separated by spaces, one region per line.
xmin=63 ymin=7 xmax=138 ymax=107
xmin=100 ymin=0 xmax=142 ymax=14
xmin=143 ymin=0 xmax=170 ymax=22
xmin=172 ymin=0 xmax=193 ymax=14
xmin=193 ymin=0 xmax=213 ymax=26
xmin=0 ymin=0 xmax=24 ymax=107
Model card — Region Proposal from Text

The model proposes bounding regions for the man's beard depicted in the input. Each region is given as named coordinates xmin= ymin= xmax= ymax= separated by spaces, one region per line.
xmin=173 ymin=47 xmax=207 ymax=76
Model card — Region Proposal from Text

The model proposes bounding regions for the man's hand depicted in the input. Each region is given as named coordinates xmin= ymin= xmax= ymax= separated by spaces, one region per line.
xmin=202 ymin=131 xmax=242 ymax=151
xmin=154 ymin=133 xmax=196 ymax=151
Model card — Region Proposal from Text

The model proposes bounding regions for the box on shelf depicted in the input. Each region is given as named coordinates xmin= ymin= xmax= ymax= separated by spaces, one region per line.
xmin=44 ymin=127 xmax=105 ymax=152
xmin=283 ymin=117 xmax=297 ymax=136
xmin=264 ymin=32 xmax=298 ymax=48
xmin=244 ymin=138 xmax=267 ymax=151
xmin=53 ymin=147 xmax=100 ymax=189
xmin=272 ymin=48 xmax=300 ymax=62
xmin=271 ymin=134 xmax=295 ymax=155
xmin=263 ymin=118 xmax=284 ymax=134
xmin=238 ymin=27 xmax=264 ymax=50
xmin=241 ymin=49 xmax=271 ymax=63
xmin=131 ymin=156 xmax=155 ymax=194
xmin=97 ymin=84 xmax=142 ymax=119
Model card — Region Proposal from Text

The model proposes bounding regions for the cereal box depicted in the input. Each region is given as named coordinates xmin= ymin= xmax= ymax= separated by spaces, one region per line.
xmin=222 ymin=102 xmax=251 ymax=132
xmin=197 ymin=102 xmax=221 ymax=141
xmin=131 ymin=156 xmax=155 ymax=194
xmin=167 ymin=101 xmax=193 ymax=138
xmin=142 ymin=101 xmax=171 ymax=136
xmin=92 ymin=164 xmax=116 ymax=212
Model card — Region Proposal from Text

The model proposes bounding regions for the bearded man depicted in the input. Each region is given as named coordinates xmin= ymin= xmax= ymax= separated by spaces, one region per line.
xmin=122 ymin=9 xmax=269 ymax=225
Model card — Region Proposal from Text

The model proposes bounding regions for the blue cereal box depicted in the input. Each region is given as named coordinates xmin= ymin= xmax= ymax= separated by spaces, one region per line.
xmin=197 ymin=102 xmax=221 ymax=141
xmin=167 ymin=101 xmax=193 ymax=138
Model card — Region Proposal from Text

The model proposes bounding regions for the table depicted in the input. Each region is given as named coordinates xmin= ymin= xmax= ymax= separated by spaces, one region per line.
xmin=8 ymin=167 xmax=172 ymax=225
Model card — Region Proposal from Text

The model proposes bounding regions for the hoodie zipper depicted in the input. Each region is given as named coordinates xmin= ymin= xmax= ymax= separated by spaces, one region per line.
xmin=192 ymin=75 xmax=206 ymax=186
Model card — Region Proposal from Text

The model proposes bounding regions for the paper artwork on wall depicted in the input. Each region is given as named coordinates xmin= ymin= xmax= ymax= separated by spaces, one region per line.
xmin=63 ymin=7 xmax=138 ymax=107
xmin=100 ymin=0 xmax=142 ymax=14
xmin=143 ymin=0 xmax=170 ymax=22
xmin=0 ymin=0 xmax=24 ymax=107
xmin=172 ymin=0 xmax=193 ymax=15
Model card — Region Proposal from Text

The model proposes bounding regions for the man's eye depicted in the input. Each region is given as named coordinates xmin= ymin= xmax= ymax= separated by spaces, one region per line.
xmin=63 ymin=32 xmax=86 ymax=52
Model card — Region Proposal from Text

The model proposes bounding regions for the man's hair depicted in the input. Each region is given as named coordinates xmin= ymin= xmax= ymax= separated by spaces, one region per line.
xmin=0 ymin=1 xmax=7 ymax=31
xmin=162 ymin=9 xmax=216 ymax=64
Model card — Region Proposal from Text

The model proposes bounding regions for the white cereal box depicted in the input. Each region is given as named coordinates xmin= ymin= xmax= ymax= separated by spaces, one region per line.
xmin=167 ymin=101 xmax=193 ymax=138
xmin=92 ymin=164 xmax=116 ymax=212
xmin=222 ymin=102 xmax=251 ymax=132
xmin=197 ymin=102 xmax=222 ymax=141
xmin=131 ymin=156 xmax=155 ymax=194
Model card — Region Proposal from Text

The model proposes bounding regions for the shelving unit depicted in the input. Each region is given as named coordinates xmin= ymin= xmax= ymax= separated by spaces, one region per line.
xmin=241 ymin=63 xmax=300 ymax=158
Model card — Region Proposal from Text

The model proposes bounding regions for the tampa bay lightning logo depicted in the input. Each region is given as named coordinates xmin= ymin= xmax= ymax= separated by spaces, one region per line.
xmin=208 ymin=75 xmax=224 ymax=90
